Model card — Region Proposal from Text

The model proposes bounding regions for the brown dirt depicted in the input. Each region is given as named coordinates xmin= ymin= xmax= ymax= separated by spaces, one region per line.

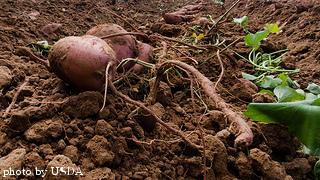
xmin=0 ymin=0 xmax=320 ymax=179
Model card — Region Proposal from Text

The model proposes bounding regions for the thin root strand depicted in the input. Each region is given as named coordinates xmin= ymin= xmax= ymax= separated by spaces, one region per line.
xmin=108 ymin=76 xmax=203 ymax=150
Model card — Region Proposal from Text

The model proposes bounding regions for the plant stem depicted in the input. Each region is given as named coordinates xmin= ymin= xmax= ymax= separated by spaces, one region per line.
xmin=201 ymin=38 xmax=239 ymax=63
xmin=117 ymin=58 xmax=155 ymax=69
xmin=193 ymin=87 xmax=209 ymax=112
xmin=207 ymin=0 xmax=241 ymax=35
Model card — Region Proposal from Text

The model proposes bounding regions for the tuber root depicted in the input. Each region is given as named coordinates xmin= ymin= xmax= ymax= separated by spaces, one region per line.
xmin=48 ymin=35 xmax=117 ymax=92
xmin=155 ymin=60 xmax=254 ymax=149
xmin=86 ymin=23 xmax=153 ymax=72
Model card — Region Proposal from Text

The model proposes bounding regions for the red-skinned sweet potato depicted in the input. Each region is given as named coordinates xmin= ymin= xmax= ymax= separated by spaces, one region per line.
xmin=35 ymin=24 xmax=152 ymax=92
xmin=162 ymin=12 xmax=184 ymax=24
xmin=86 ymin=24 xmax=153 ymax=72
xmin=133 ymin=42 xmax=153 ymax=72
xmin=87 ymin=24 xmax=138 ymax=70
xmin=41 ymin=23 xmax=62 ymax=34
xmin=48 ymin=35 xmax=117 ymax=91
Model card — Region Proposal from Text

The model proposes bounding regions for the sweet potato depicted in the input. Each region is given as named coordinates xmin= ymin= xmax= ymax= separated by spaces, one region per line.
xmin=87 ymin=24 xmax=138 ymax=69
xmin=160 ymin=3 xmax=203 ymax=24
xmin=86 ymin=23 xmax=153 ymax=72
xmin=41 ymin=23 xmax=62 ymax=34
xmin=133 ymin=42 xmax=153 ymax=72
xmin=48 ymin=35 xmax=117 ymax=91
xmin=162 ymin=12 xmax=184 ymax=24
xmin=182 ymin=4 xmax=202 ymax=11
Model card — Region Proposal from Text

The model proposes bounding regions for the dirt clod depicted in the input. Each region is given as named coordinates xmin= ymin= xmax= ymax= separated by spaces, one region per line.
xmin=23 ymin=118 xmax=64 ymax=143
xmin=0 ymin=66 xmax=12 ymax=89
xmin=282 ymin=158 xmax=312 ymax=180
xmin=86 ymin=135 xmax=115 ymax=166
xmin=249 ymin=148 xmax=289 ymax=180
xmin=62 ymin=91 xmax=103 ymax=119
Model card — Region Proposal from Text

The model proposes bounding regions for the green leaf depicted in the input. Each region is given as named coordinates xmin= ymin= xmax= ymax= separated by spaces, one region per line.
xmin=244 ymin=30 xmax=269 ymax=47
xmin=25 ymin=40 xmax=52 ymax=57
xmin=296 ymin=89 xmax=305 ymax=97
xmin=257 ymin=75 xmax=282 ymax=89
xmin=36 ymin=41 xmax=50 ymax=48
xmin=241 ymin=72 xmax=258 ymax=81
xmin=302 ymin=146 xmax=320 ymax=157
xmin=305 ymin=93 xmax=318 ymax=100
xmin=306 ymin=83 xmax=320 ymax=95
xmin=265 ymin=23 xmax=281 ymax=33
xmin=287 ymin=77 xmax=300 ymax=89
xmin=232 ymin=16 xmax=248 ymax=28
xmin=244 ymin=98 xmax=320 ymax=150
xmin=313 ymin=98 xmax=320 ymax=106
xmin=274 ymin=85 xmax=305 ymax=102
xmin=278 ymin=73 xmax=288 ymax=86
xmin=259 ymin=89 xmax=274 ymax=96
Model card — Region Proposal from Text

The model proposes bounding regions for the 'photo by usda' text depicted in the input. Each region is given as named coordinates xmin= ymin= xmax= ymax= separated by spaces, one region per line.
xmin=2 ymin=167 xmax=83 ymax=178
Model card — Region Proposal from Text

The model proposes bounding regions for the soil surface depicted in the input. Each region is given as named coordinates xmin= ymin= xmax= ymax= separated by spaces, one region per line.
xmin=1 ymin=0 xmax=320 ymax=179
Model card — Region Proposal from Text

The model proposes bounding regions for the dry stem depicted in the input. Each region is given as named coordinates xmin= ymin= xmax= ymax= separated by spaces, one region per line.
xmin=207 ymin=0 xmax=241 ymax=35
xmin=214 ymin=50 xmax=224 ymax=91
xmin=100 ymin=62 xmax=112 ymax=112
xmin=155 ymin=35 xmax=206 ymax=51
xmin=100 ymin=32 xmax=148 ymax=40
xmin=100 ymin=32 xmax=207 ymax=51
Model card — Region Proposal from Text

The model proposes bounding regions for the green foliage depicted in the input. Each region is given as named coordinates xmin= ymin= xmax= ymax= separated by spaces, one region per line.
xmin=243 ymin=72 xmax=320 ymax=102
xmin=242 ymin=23 xmax=281 ymax=48
xmin=244 ymin=75 xmax=320 ymax=178
xmin=236 ymin=15 xmax=320 ymax=180
xmin=244 ymin=98 xmax=320 ymax=150
xmin=265 ymin=23 xmax=281 ymax=33
xmin=306 ymin=83 xmax=320 ymax=95
xmin=273 ymin=85 xmax=304 ymax=102
xmin=232 ymin=16 xmax=248 ymax=28
xmin=243 ymin=70 xmax=320 ymax=155
xmin=26 ymin=40 xmax=52 ymax=57
xmin=244 ymin=30 xmax=269 ymax=47
xmin=232 ymin=16 xmax=299 ymax=82
xmin=242 ymin=20 xmax=281 ymax=49
xmin=256 ymin=75 xmax=282 ymax=89
xmin=241 ymin=72 xmax=257 ymax=81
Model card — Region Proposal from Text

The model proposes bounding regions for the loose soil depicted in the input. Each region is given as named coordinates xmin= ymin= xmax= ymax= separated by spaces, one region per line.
xmin=0 ymin=0 xmax=320 ymax=179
